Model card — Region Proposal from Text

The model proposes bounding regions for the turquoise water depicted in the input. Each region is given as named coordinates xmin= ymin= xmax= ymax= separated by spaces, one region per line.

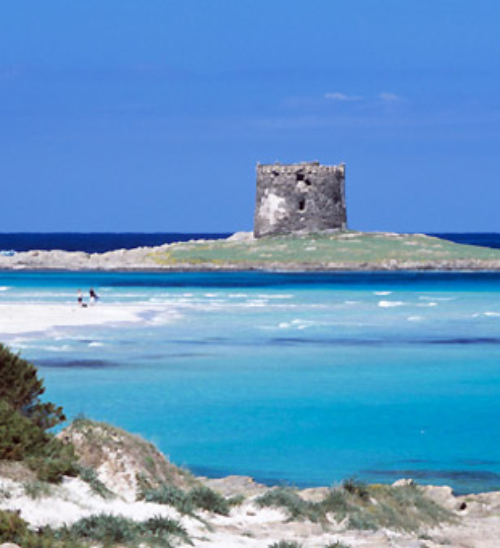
xmin=1 ymin=272 xmax=500 ymax=494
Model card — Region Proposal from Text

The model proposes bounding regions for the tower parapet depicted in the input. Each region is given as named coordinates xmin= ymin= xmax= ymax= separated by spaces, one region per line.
xmin=253 ymin=161 xmax=347 ymax=238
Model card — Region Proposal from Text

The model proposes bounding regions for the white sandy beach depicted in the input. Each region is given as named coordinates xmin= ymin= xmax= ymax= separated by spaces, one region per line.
xmin=0 ymin=302 xmax=178 ymax=336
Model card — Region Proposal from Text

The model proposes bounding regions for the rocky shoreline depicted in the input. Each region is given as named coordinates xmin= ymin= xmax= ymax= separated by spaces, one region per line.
xmin=2 ymin=231 xmax=500 ymax=272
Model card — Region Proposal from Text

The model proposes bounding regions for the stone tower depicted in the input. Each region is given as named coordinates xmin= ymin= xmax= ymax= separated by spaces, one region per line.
xmin=253 ymin=161 xmax=347 ymax=238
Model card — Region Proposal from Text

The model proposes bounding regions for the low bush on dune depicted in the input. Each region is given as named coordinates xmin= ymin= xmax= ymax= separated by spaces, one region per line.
xmin=140 ymin=483 xmax=242 ymax=516
xmin=256 ymin=488 xmax=319 ymax=522
xmin=256 ymin=478 xmax=454 ymax=532
xmin=0 ymin=509 xmax=84 ymax=548
xmin=142 ymin=484 xmax=196 ymax=515
xmin=187 ymin=485 xmax=233 ymax=515
xmin=0 ymin=509 xmax=191 ymax=547
xmin=0 ymin=343 xmax=78 ymax=482
xmin=58 ymin=513 xmax=191 ymax=547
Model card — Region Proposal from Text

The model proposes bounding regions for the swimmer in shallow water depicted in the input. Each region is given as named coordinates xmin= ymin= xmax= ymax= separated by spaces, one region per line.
xmin=89 ymin=288 xmax=99 ymax=305
xmin=77 ymin=289 xmax=87 ymax=308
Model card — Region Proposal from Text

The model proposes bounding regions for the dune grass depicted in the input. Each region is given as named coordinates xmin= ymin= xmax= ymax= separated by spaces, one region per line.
xmin=140 ymin=483 xmax=243 ymax=516
xmin=256 ymin=479 xmax=454 ymax=532
xmin=57 ymin=513 xmax=191 ymax=547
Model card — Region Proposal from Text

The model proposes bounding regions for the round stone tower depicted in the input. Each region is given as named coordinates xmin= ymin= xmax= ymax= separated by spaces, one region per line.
xmin=253 ymin=161 xmax=347 ymax=238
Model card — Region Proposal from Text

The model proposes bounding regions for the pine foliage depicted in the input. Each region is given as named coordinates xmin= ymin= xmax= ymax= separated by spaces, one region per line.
xmin=0 ymin=343 xmax=77 ymax=482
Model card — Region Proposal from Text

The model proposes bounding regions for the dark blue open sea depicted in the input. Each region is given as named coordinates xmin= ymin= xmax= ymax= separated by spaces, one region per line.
xmin=0 ymin=233 xmax=231 ymax=254
xmin=1 ymin=233 xmax=500 ymax=494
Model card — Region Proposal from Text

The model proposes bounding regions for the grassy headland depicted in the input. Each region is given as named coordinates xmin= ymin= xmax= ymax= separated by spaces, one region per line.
xmin=2 ymin=231 xmax=500 ymax=271
xmin=149 ymin=231 xmax=500 ymax=271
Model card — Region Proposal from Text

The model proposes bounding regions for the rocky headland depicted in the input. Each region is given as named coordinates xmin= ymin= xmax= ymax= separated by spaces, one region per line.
xmin=2 ymin=231 xmax=500 ymax=272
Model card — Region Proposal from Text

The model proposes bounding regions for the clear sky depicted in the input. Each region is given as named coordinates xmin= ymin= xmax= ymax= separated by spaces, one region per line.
xmin=1 ymin=1 xmax=499 ymax=233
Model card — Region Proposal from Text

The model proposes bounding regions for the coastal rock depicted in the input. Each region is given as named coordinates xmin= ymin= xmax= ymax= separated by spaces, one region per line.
xmin=227 ymin=231 xmax=254 ymax=242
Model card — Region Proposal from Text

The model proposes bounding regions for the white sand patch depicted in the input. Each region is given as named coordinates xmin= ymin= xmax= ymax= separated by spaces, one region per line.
xmin=0 ymin=476 xmax=185 ymax=529
xmin=0 ymin=303 xmax=179 ymax=335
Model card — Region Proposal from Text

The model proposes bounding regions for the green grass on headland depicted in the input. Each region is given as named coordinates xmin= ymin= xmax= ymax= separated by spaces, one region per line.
xmin=149 ymin=231 xmax=500 ymax=270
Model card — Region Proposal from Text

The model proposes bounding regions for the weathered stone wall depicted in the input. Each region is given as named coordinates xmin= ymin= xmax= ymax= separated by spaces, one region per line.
xmin=253 ymin=161 xmax=347 ymax=238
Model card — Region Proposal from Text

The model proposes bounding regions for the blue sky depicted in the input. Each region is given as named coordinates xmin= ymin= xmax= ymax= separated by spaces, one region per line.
xmin=1 ymin=1 xmax=499 ymax=232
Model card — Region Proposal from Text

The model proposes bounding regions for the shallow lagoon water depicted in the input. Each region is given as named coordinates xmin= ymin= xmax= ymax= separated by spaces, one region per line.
xmin=1 ymin=271 xmax=500 ymax=494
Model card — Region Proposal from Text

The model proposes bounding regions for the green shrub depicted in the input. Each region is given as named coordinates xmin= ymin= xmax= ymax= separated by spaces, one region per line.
xmin=0 ymin=344 xmax=65 ymax=429
xmin=141 ymin=484 xmax=234 ymax=516
xmin=63 ymin=513 xmax=137 ymax=545
xmin=0 ymin=509 xmax=83 ymax=548
xmin=268 ymin=542 xmax=303 ymax=548
xmin=0 ymin=344 xmax=78 ymax=483
xmin=0 ymin=509 xmax=31 ymax=544
xmin=60 ymin=513 xmax=190 ymax=547
xmin=138 ymin=515 xmax=191 ymax=545
xmin=142 ymin=484 xmax=194 ymax=515
xmin=0 ymin=399 xmax=48 ymax=460
xmin=342 ymin=477 xmax=369 ymax=499
xmin=187 ymin=486 xmax=231 ymax=516
xmin=256 ymin=488 xmax=321 ymax=522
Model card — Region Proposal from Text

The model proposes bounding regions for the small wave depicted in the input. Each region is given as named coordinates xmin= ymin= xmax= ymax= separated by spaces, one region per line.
xmin=374 ymin=291 xmax=392 ymax=296
xmin=0 ymin=286 xmax=10 ymax=291
xmin=378 ymin=300 xmax=404 ymax=308
xmin=417 ymin=302 xmax=438 ymax=307
xmin=407 ymin=316 xmax=423 ymax=321
xmin=38 ymin=345 xmax=73 ymax=352
xmin=471 ymin=312 xmax=500 ymax=318
xmin=419 ymin=296 xmax=455 ymax=301
xmin=277 ymin=319 xmax=317 ymax=330
xmin=88 ymin=342 xmax=104 ymax=347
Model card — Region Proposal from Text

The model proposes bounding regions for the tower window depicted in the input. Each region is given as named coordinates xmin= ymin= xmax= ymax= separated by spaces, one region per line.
xmin=298 ymin=199 xmax=306 ymax=211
